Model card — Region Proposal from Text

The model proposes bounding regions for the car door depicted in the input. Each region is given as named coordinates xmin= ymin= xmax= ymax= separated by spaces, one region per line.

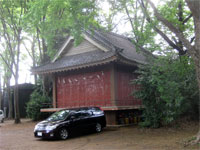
xmin=80 ymin=110 xmax=94 ymax=130
xmin=69 ymin=112 xmax=83 ymax=131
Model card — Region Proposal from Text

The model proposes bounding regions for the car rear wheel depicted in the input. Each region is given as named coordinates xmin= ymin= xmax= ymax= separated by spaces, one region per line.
xmin=59 ymin=128 xmax=69 ymax=140
xmin=95 ymin=123 xmax=102 ymax=133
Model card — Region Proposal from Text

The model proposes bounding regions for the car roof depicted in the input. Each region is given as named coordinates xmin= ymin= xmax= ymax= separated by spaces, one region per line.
xmin=59 ymin=107 xmax=100 ymax=112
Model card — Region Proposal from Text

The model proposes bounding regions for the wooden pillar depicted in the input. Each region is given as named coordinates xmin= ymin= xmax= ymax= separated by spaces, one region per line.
xmin=52 ymin=75 xmax=57 ymax=108
xmin=105 ymin=111 xmax=117 ymax=125
xmin=110 ymin=64 xmax=118 ymax=106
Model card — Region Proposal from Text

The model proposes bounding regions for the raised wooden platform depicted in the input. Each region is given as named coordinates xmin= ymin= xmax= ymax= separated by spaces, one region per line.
xmin=40 ymin=105 xmax=144 ymax=112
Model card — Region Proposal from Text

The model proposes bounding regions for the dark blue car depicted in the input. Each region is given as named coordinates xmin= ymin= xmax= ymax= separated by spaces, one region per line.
xmin=34 ymin=107 xmax=106 ymax=140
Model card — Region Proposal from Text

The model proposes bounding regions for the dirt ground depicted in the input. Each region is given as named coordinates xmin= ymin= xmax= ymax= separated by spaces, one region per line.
xmin=0 ymin=119 xmax=199 ymax=150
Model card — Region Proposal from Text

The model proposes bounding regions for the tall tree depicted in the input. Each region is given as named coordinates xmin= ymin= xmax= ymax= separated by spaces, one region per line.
xmin=107 ymin=0 xmax=193 ymax=55
xmin=0 ymin=50 xmax=14 ymax=119
xmin=25 ymin=0 xmax=99 ymax=57
xmin=22 ymin=35 xmax=39 ymax=84
xmin=107 ymin=0 xmax=160 ymax=52
xmin=24 ymin=0 xmax=99 ymax=95
xmin=0 ymin=0 xmax=28 ymax=123
xmin=138 ymin=0 xmax=193 ymax=55
xmin=139 ymin=0 xmax=200 ymax=144
xmin=107 ymin=0 xmax=199 ymax=144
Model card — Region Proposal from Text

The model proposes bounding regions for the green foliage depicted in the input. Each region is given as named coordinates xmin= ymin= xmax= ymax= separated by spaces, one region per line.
xmin=157 ymin=0 xmax=194 ymax=41
xmin=26 ymin=88 xmax=52 ymax=121
xmin=24 ymin=0 xmax=99 ymax=59
xmin=107 ymin=0 xmax=159 ymax=52
xmin=106 ymin=0 xmax=194 ymax=56
xmin=133 ymin=55 xmax=199 ymax=128
xmin=0 ymin=0 xmax=26 ymax=75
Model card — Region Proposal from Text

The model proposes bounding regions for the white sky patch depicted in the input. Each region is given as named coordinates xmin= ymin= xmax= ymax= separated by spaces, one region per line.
xmin=16 ymin=40 xmax=35 ymax=85
xmin=10 ymin=58 xmax=34 ymax=85
xmin=100 ymin=0 xmax=162 ymax=35
xmin=0 ymin=36 xmax=35 ymax=86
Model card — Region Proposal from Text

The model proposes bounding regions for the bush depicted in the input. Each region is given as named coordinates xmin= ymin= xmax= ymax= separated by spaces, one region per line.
xmin=26 ymin=90 xmax=52 ymax=121
xmin=133 ymin=55 xmax=199 ymax=128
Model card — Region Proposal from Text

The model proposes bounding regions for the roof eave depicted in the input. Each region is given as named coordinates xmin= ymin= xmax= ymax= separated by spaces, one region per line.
xmin=32 ymin=55 xmax=118 ymax=75
xmin=32 ymin=54 xmax=146 ymax=75
xmin=117 ymin=52 xmax=147 ymax=66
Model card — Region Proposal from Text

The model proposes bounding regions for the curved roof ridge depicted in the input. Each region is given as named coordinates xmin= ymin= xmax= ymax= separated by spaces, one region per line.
xmin=87 ymin=30 xmax=126 ymax=52
xmin=106 ymin=31 xmax=130 ymax=40
xmin=84 ymin=30 xmax=115 ymax=51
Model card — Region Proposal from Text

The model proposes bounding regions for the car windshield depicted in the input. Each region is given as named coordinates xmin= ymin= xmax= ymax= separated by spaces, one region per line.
xmin=47 ymin=110 xmax=70 ymax=121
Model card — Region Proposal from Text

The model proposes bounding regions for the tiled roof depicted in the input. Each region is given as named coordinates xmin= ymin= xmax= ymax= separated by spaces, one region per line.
xmin=32 ymin=50 xmax=117 ymax=74
xmin=85 ymin=30 xmax=148 ymax=64
xmin=32 ymin=30 xmax=150 ymax=74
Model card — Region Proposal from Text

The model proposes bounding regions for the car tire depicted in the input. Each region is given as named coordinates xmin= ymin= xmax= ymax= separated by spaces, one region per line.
xmin=59 ymin=128 xmax=69 ymax=140
xmin=1 ymin=119 xmax=3 ymax=123
xmin=95 ymin=123 xmax=102 ymax=133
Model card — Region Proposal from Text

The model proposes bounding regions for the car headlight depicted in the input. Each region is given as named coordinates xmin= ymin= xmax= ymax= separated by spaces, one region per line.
xmin=45 ymin=124 xmax=58 ymax=132
xmin=34 ymin=124 xmax=39 ymax=132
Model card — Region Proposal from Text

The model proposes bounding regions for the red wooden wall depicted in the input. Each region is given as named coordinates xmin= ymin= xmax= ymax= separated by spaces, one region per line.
xmin=116 ymin=70 xmax=141 ymax=106
xmin=56 ymin=69 xmax=112 ymax=108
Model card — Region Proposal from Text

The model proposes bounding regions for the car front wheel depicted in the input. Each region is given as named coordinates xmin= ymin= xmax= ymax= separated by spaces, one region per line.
xmin=95 ymin=123 xmax=102 ymax=133
xmin=59 ymin=128 xmax=69 ymax=140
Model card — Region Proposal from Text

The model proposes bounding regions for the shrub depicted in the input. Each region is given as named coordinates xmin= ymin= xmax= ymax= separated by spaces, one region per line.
xmin=26 ymin=90 xmax=52 ymax=121
xmin=133 ymin=55 xmax=199 ymax=128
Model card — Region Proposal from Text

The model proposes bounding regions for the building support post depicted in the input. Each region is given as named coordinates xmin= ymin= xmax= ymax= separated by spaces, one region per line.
xmin=110 ymin=64 xmax=118 ymax=106
xmin=52 ymin=75 xmax=57 ymax=108
xmin=108 ymin=64 xmax=118 ymax=125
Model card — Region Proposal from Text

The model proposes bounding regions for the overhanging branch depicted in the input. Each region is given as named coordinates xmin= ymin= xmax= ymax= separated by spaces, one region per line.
xmin=145 ymin=0 xmax=194 ymax=56
xmin=183 ymin=14 xmax=192 ymax=24
xmin=0 ymin=53 xmax=15 ymax=77
xmin=138 ymin=0 xmax=186 ymax=55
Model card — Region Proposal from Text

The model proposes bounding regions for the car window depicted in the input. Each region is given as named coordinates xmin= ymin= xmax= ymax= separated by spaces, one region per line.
xmin=75 ymin=112 xmax=82 ymax=118
xmin=81 ymin=111 xmax=92 ymax=117
xmin=0 ymin=111 xmax=2 ymax=115
xmin=69 ymin=112 xmax=81 ymax=119
xmin=70 ymin=111 xmax=92 ymax=119
xmin=91 ymin=108 xmax=103 ymax=115
xmin=47 ymin=110 xmax=70 ymax=121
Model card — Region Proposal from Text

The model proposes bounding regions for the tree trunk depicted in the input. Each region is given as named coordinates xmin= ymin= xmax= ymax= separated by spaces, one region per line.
xmin=32 ymin=47 xmax=37 ymax=84
xmin=14 ymin=32 xmax=21 ymax=124
xmin=42 ymin=75 xmax=52 ymax=96
xmin=14 ymin=74 xmax=20 ymax=124
xmin=7 ymin=81 xmax=13 ymax=119
xmin=41 ymin=38 xmax=51 ymax=96
xmin=193 ymin=55 xmax=200 ymax=143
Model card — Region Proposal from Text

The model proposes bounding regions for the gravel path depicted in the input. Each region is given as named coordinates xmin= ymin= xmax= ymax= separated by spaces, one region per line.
xmin=0 ymin=119 xmax=199 ymax=150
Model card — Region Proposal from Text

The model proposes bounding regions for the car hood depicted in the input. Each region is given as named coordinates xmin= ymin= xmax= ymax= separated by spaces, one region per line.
xmin=38 ymin=120 xmax=64 ymax=126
